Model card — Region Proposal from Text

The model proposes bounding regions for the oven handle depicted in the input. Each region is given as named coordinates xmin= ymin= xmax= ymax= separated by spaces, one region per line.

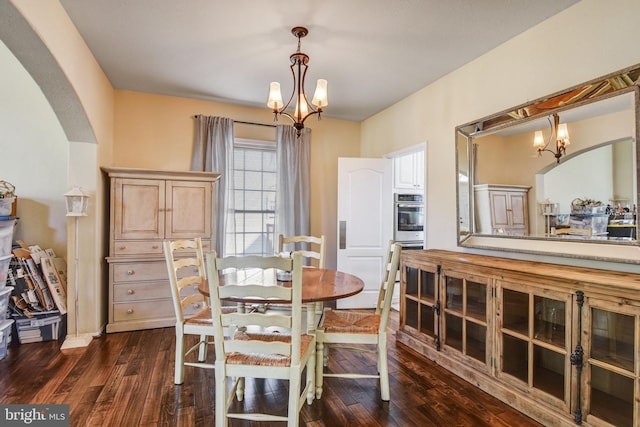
xmin=396 ymin=203 xmax=423 ymax=208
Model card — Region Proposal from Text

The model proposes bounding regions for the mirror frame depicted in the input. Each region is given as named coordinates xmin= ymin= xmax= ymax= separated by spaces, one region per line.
xmin=456 ymin=64 xmax=640 ymax=264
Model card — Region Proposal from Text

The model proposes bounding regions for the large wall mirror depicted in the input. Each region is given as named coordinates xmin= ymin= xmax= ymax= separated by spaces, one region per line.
xmin=457 ymin=64 xmax=640 ymax=264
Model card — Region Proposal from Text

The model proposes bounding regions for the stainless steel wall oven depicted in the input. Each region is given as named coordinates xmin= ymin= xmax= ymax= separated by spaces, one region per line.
xmin=394 ymin=193 xmax=424 ymax=248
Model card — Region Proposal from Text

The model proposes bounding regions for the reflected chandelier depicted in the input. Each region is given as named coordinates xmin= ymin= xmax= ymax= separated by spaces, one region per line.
xmin=533 ymin=113 xmax=570 ymax=163
xmin=267 ymin=26 xmax=328 ymax=136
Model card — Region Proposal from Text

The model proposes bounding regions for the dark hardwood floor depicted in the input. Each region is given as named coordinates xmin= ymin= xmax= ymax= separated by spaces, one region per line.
xmin=0 ymin=312 xmax=542 ymax=426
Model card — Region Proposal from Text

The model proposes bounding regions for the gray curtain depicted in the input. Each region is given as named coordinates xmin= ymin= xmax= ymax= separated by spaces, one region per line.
xmin=191 ymin=115 xmax=234 ymax=256
xmin=276 ymin=125 xmax=311 ymax=241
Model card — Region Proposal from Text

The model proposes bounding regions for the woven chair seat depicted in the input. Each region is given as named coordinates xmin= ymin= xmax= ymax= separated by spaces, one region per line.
xmin=184 ymin=306 xmax=237 ymax=326
xmin=320 ymin=309 xmax=380 ymax=334
xmin=227 ymin=332 xmax=314 ymax=367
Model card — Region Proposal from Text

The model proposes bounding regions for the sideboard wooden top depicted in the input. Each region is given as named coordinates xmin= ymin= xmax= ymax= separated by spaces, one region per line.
xmin=403 ymin=249 xmax=640 ymax=295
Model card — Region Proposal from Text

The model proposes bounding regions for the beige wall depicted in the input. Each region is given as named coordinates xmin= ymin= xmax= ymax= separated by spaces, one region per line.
xmin=0 ymin=40 xmax=68 ymax=257
xmin=7 ymin=0 xmax=115 ymax=337
xmin=113 ymin=90 xmax=361 ymax=268
xmin=361 ymin=0 xmax=640 ymax=269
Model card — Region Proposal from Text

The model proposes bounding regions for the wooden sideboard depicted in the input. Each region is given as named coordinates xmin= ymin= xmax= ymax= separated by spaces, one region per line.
xmin=398 ymin=249 xmax=640 ymax=427
xmin=103 ymin=167 xmax=220 ymax=333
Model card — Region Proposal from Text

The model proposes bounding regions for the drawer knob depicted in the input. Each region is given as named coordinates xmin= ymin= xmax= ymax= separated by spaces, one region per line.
xmin=193 ymin=303 xmax=200 ymax=309
xmin=119 ymin=245 xmax=126 ymax=250
xmin=127 ymin=289 xmax=134 ymax=295
xmin=152 ymin=245 xmax=159 ymax=249
xmin=127 ymin=270 xmax=135 ymax=275
xmin=127 ymin=309 xmax=134 ymax=314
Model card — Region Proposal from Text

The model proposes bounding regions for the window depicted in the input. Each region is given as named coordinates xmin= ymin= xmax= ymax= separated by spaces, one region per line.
xmin=225 ymin=139 xmax=277 ymax=256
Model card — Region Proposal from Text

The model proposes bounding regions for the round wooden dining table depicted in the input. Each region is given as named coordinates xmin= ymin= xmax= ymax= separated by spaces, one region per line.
xmin=198 ymin=267 xmax=364 ymax=331
xmin=199 ymin=267 xmax=363 ymax=302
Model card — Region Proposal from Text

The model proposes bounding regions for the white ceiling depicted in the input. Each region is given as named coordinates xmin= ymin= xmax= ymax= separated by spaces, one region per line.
xmin=60 ymin=0 xmax=580 ymax=122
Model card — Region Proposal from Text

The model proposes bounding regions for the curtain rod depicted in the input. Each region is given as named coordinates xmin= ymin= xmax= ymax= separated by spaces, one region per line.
xmin=193 ymin=115 xmax=276 ymax=128
xmin=234 ymin=120 xmax=276 ymax=128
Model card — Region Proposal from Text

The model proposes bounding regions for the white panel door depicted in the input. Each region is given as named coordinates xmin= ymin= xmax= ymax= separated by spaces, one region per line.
xmin=337 ymin=157 xmax=392 ymax=308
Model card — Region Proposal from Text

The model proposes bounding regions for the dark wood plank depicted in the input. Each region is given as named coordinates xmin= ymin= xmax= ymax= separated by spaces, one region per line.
xmin=0 ymin=311 xmax=543 ymax=426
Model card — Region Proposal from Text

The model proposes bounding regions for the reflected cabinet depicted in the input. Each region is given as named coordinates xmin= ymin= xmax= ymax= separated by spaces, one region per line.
xmin=399 ymin=250 xmax=640 ymax=427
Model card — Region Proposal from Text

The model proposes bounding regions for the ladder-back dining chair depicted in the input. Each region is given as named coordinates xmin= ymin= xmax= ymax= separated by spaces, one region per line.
xmin=278 ymin=234 xmax=326 ymax=316
xmin=163 ymin=238 xmax=225 ymax=384
xmin=314 ymin=241 xmax=402 ymax=401
xmin=205 ymin=251 xmax=316 ymax=427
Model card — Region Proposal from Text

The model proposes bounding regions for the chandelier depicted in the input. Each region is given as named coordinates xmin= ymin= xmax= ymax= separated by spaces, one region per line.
xmin=533 ymin=113 xmax=570 ymax=163
xmin=267 ymin=26 xmax=328 ymax=136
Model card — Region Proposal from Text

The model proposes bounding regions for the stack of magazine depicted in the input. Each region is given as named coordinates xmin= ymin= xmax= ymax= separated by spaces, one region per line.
xmin=7 ymin=242 xmax=67 ymax=317
xmin=6 ymin=242 xmax=67 ymax=344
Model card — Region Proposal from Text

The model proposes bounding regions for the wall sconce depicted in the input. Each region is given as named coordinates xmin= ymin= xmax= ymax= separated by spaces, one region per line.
xmin=533 ymin=113 xmax=570 ymax=163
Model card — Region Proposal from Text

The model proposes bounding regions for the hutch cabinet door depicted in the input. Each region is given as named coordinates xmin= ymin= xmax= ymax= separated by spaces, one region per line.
xmin=496 ymin=281 xmax=572 ymax=411
xmin=580 ymin=297 xmax=639 ymax=427
xmin=440 ymin=268 xmax=491 ymax=371
xmin=165 ymin=180 xmax=213 ymax=239
xmin=113 ymin=178 xmax=165 ymax=240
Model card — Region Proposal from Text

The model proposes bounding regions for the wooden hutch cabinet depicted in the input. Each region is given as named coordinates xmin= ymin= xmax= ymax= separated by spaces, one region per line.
xmin=399 ymin=250 xmax=640 ymax=427
xmin=103 ymin=167 xmax=220 ymax=333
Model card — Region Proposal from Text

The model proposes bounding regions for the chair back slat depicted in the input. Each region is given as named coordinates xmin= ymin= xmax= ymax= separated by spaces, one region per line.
xmin=217 ymin=254 xmax=293 ymax=272
xmin=278 ymin=234 xmax=326 ymax=268
xmin=221 ymin=312 xmax=292 ymax=330
xmin=218 ymin=284 xmax=291 ymax=301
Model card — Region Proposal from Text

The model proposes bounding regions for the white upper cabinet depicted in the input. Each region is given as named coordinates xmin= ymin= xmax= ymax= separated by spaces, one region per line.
xmin=394 ymin=150 xmax=424 ymax=190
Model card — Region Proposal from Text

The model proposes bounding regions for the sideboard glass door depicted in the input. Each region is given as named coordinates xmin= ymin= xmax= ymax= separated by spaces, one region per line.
xmin=582 ymin=299 xmax=638 ymax=427
xmin=401 ymin=261 xmax=439 ymax=348
xmin=498 ymin=282 xmax=572 ymax=411
xmin=441 ymin=270 xmax=490 ymax=370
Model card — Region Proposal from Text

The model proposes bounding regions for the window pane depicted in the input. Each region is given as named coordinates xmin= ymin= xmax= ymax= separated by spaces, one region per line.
xmin=234 ymin=150 xmax=245 ymax=169
xmin=263 ymin=150 xmax=276 ymax=172
xmin=264 ymin=171 xmax=276 ymax=190
xmin=234 ymin=170 xmax=245 ymax=190
xmin=234 ymin=192 xmax=244 ymax=210
xmin=245 ymin=171 xmax=262 ymax=190
xmin=263 ymin=192 xmax=276 ymax=211
xmin=244 ymin=213 xmax=263 ymax=232
xmin=245 ymin=191 xmax=264 ymax=210
xmin=244 ymin=150 xmax=262 ymax=170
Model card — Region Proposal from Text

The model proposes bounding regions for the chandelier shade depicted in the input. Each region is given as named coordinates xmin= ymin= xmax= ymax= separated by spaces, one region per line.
xmin=267 ymin=26 xmax=328 ymax=135
xmin=533 ymin=113 xmax=570 ymax=163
